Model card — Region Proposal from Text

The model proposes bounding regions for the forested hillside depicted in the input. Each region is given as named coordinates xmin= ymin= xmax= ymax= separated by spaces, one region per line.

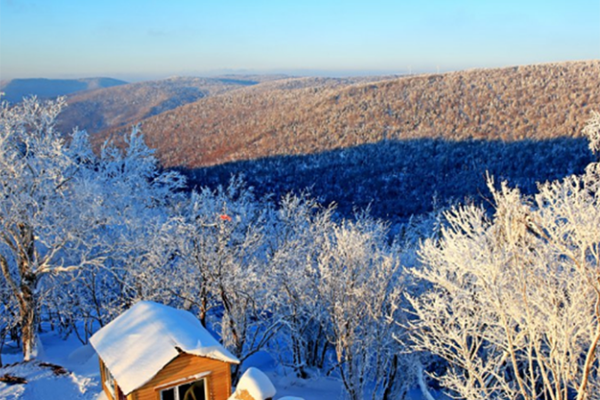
xmin=130 ymin=60 xmax=599 ymax=168
xmin=188 ymin=137 xmax=593 ymax=221
xmin=55 ymin=76 xmax=276 ymax=135
xmin=106 ymin=61 xmax=599 ymax=221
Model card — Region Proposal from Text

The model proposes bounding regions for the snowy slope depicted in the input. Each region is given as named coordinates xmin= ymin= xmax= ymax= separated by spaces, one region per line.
xmin=1 ymin=329 xmax=443 ymax=399
xmin=0 ymin=333 xmax=103 ymax=400
xmin=0 ymin=331 xmax=345 ymax=400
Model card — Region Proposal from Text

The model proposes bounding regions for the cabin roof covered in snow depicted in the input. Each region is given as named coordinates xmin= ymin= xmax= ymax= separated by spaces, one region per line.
xmin=90 ymin=301 xmax=239 ymax=395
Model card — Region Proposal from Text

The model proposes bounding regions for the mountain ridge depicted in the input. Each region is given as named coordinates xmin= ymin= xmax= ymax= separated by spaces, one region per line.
xmin=54 ymin=75 xmax=302 ymax=135
xmin=0 ymin=77 xmax=127 ymax=103
xmin=118 ymin=60 xmax=600 ymax=168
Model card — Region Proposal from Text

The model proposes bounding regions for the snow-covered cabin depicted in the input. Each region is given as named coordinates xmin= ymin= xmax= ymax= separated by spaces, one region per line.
xmin=90 ymin=301 xmax=239 ymax=400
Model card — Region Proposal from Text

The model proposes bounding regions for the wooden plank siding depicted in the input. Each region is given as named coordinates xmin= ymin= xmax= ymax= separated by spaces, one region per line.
xmin=131 ymin=353 xmax=233 ymax=400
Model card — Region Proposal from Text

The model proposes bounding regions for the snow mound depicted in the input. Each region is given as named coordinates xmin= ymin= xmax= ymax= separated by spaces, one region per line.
xmin=68 ymin=344 xmax=95 ymax=365
xmin=229 ymin=367 xmax=276 ymax=400
xmin=90 ymin=301 xmax=239 ymax=395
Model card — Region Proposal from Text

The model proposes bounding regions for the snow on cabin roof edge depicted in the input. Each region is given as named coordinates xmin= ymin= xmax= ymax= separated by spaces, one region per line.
xmin=90 ymin=301 xmax=239 ymax=395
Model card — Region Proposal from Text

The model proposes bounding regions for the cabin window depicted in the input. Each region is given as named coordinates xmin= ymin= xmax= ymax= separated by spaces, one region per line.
xmin=103 ymin=362 xmax=116 ymax=398
xmin=160 ymin=378 xmax=207 ymax=400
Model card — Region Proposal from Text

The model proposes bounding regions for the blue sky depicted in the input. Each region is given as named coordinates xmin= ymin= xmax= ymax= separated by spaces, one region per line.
xmin=1 ymin=0 xmax=598 ymax=81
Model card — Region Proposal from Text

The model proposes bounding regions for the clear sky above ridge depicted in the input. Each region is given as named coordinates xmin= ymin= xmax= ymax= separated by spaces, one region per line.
xmin=1 ymin=0 xmax=599 ymax=81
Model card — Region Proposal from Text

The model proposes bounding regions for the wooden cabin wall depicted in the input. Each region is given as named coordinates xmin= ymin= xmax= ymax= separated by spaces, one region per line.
xmin=131 ymin=354 xmax=233 ymax=400
xmin=99 ymin=357 xmax=133 ymax=400
xmin=99 ymin=358 xmax=115 ymax=400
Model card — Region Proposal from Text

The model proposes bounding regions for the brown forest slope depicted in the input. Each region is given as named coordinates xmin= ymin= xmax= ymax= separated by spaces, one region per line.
xmin=55 ymin=76 xmax=281 ymax=135
xmin=106 ymin=61 xmax=599 ymax=169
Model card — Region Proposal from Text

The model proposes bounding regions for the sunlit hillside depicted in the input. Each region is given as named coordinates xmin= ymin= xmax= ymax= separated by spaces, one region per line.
xmin=55 ymin=76 xmax=277 ymax=135
xmin=120 ymin=60 xmax=600 ymax=168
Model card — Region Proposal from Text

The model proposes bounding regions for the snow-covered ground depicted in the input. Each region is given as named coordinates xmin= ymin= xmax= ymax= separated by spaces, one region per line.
xmin=0 ymin=330 xmax=440 ymax=399
xmin=0 ymin=332 xmax=102 ymax=399
xmin=0 ymin=330 xmax=344 ymax=400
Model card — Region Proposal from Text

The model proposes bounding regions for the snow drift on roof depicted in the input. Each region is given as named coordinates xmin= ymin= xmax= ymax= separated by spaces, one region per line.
xmin=228 ymin=367 xmax=276 ymax=400
xmin=90 ymin=300 xmax=239 ymax=395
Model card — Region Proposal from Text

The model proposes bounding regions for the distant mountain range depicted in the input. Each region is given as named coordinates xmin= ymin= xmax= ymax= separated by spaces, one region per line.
xmin=55 ymin=74 xmax=387 ymax=149
xmin=0 ymin=77 xmax=127 ymax=103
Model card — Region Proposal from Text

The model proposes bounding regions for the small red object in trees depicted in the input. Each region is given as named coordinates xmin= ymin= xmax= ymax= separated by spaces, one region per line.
xmin=220 ymin=214 xmax=232 ymax=221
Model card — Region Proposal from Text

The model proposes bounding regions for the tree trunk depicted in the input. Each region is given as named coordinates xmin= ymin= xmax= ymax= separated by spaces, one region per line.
xmin=19 ymin=272 xmax=39 ymax=361
xmin=231 ymin=363 xmax=242 ymax=386
xmin=0 ymin=326 xmax=5 ymax=367
xmin=0 ymin=248 xmax=40 ymax=361
xmin=292 ymin=334 xmax=307 ymax=379
xmin=17 ymin=224 xmax=40 ymax=361
xmin=575 ymin=307 xmax=600 ymax=400
xmin=381 ymin=354 xmax=398 ymax=400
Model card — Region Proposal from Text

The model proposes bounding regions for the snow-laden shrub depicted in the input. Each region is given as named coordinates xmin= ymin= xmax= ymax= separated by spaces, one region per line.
xmin=406 ymin=114 xmax=600 ymax=400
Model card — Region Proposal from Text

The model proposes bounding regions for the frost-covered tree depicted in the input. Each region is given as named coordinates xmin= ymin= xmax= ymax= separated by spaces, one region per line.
xmin=406 ymin=143 xmax=600 ymax=399
xmin=0 ymin=97 xmax=100 ymax=359
xmin=45 ymin=128 xmax=185 ymax=342
xmin=584 ymin=111 xmax=600 ymax=156
xmin=0 ymin=98 xmax=183 ymax=358
xmin=316 ymin=215 xmax=404 ymax=400
xmin=266 ymin=194 xmax=334 ymax=378
xmin=156 ymin=178 xmax=277 ymax=381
